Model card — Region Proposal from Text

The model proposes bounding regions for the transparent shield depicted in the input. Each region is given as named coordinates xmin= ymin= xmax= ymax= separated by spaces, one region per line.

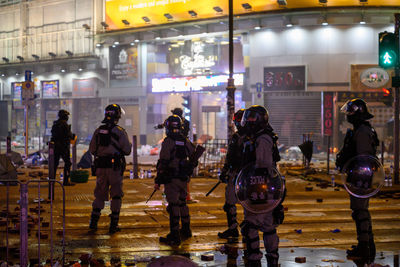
xmin=235 ymin=163 xmax=285 ymax=214
xmin=341 ymin=155 xmax=384 ymax=198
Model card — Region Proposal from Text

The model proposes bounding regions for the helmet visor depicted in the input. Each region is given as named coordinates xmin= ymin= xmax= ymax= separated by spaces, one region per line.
xmin=241 ymin=110 xmax=261 ymax=127
xmin=340 ymin=100 xmax=359 ymax=115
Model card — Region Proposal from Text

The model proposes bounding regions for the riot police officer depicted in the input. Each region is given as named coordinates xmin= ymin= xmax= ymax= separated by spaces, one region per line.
xmin=154 ymin=115 xmax=196 ymax=246
xmin=171 ymin=107 xmax=190 ymax=138
xmin=88 ymin=104 xmax=132 ymax=234
xmin=218 ymin=109 xmax=245 ymax=239
xmin=51 ymin=110 xmax=75 ymax=186
xmin=336 ymin=98 xmax=379 ymax=262
xmin=240 ymin=105 xmax=283 ymax=267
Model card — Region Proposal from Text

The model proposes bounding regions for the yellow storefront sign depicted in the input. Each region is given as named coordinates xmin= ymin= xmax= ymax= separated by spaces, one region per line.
xmin=106 ymin=0 xmax=400 ymax=30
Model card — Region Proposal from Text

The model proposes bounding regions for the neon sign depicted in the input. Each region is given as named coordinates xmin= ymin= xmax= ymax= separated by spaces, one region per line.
xmin=152 ymin=73 xmax=244 ymax=93
xmin=179 ymin=42 xmax=215 ymax=75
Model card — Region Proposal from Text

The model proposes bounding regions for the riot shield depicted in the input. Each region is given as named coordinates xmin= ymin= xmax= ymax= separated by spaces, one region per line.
xmin=235 ymin=163 xmax=285 ymax=214
xmin=340 ymin=155 xmax=385 ymax=198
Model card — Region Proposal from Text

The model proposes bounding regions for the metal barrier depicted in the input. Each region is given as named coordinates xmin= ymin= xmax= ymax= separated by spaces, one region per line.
xmin=0 ymin=179 xmax=66 ymax=266
xmin=199 ymin=139 xmax=228 ymax=177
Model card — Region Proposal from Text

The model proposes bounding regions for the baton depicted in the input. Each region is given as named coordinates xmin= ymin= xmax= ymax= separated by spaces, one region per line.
xmin=205 ymin=181 xmax=221 ymax=197
xmin=146 ymin=189 xmax=157 ymax=203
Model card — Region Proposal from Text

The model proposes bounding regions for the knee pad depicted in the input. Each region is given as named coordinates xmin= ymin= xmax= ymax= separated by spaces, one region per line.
xmin=240 ymin=220 xmax=258 ymax=236
xmin=263 ymin=229 xmax=277 ymax=237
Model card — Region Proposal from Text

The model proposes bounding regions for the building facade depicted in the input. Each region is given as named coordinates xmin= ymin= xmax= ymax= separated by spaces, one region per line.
xmin=0 ymin=0 xmax=398 ymax=153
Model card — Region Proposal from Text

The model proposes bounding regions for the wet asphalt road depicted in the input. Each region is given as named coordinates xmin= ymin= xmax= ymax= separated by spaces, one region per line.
xmin=1 ymin=167 xmax=400 ymax=266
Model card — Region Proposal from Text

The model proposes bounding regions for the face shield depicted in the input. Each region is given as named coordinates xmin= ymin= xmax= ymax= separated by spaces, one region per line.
xmin=240 ymin=110 xmax=261 ymax=127
xmin=340 ymin=100 xmax=359 ymax=116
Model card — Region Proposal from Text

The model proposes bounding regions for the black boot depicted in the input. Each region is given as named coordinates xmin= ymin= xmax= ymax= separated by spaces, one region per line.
xmin=159 ymin=230 xmax=181 ymax=246
xmin=244 ymin=259 xmax=261 ymax=267
xmin=89 ymin=208 xmax=101 ymax=231
xmin=369 ymin=238 xmax=376 ymax=260
xmin=266 ymin=253 xmax=279 ymax=267
xmin=109 ymin=212 xmax=121 ymax=234
xmin=218 ymin=206 xmax=239 ymax=239
xmin=218 ymin=228 xmax=239 ymax=239
xmin=180 ymin=223 xmax=192 ymax=239
xmin=347 ymin=242 xmax=370 ymax=259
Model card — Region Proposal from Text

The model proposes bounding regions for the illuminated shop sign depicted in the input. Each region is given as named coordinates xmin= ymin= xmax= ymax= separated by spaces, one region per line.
xmin=180 ymin=42 xmax=215 ymax=75
xmin=322 ymin=92 xmax=333 ymax=136
xmin=152 ymin=73 xmax=244 ymax=93
xmin=167 ymin=39 xmax=244 ymax=76
xmin=105 ymin=0 xmax=393 ymax=30
xmin=264 ymin=66 xmax=306 ymax=91
xmin=41 ymin=80 xmax=59 ymax=98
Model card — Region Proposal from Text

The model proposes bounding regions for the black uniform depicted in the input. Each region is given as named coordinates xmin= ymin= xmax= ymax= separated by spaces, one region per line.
xmin=155 ymin=116 xmax=196 ymax=246
xmin=218 ymin=130 xmax=244 ymax=238
xmin=51 ymin=118 xmax=73 ymax=185
xmin=336 ymin=121 xmax=379 ymax=259
xmin=336 ymin=98 xmax=379 ymax=262
xmin=240 ymin=124 xmax=282 ymax=267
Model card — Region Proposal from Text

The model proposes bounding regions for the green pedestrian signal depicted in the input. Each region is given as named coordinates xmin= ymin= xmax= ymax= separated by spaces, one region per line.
xmin=379 ymin=31 xmax=398 ymax=69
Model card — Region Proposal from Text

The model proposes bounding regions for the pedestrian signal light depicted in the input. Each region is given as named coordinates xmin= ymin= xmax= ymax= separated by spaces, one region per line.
xmin=378 ymin=31 xmax=398 ymax=69
xmin=382 ymin=88 xmax=393 ymax=107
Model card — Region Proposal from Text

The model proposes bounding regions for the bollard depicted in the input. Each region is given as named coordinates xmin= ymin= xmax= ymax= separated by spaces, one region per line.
xmin=132 ymin=135 xmax=139 ymax=179
xmin=20 ymin=183 xmax=28 ymax=267
xmin=48 ymin=142 xmax=55 ymax=200
xmin=72 ymin=142 xmax=77 ymax=171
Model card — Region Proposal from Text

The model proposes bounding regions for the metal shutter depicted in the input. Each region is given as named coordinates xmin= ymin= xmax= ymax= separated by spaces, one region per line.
xmin=264 ymin=91 xmax=321 ymax=148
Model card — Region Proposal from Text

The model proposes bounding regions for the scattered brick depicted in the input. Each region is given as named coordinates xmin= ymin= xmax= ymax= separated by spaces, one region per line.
xmin=295 ymin=257 xmax=306 ymax=263
xmin=201 ymin=254 xmax=214 ymax=261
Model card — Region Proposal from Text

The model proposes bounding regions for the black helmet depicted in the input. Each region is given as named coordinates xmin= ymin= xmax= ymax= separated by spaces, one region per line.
xmin=165 ymin=115 xmax=183 ymax=137
xmin=102 ymin=104 xmax=122 ymax=124
xmin=241 ymin=105 xmax=269 ymax=133
xmin=58 ymin=110 xmax=70 ymax=120
xmin=341 ymin=98 xmax=373 ymax=122
xmin=171 ymin=107 xmax=183 ymax=117
xmin=233 ymin=109 xmax=245 ymax=130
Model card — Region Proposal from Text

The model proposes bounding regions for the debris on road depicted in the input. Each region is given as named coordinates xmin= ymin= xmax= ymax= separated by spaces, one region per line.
xmin=295 ymin=256 xmax=306 ymax=263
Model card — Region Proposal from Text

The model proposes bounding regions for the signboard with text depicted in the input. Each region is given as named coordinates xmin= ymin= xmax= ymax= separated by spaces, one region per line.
xmin=41 ymin=80 xmax=59 ymax=98
xmin=166 ymin=39 xmax=244 ymax=76
xmin=110 ymin=44 xmax=138 ymax=81
xmin=322 ymin=92 xmax=334 ymax=136
xmin=72 ymin=78 xmax=96 ymax=97
xmin=337 ymin=91 xmax=385 ymax=103
xmin=152 ymin=73 xmax=244 ymax=92
xmin=11 ymin=82 xmax=23 ymax=108
xmin=263 ymin=66 xmax=306 ymax=91
xmin=105 ymin=0 xmax=393 ymax=31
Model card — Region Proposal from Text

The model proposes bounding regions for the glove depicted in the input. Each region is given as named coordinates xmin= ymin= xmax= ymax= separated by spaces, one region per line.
xmin=273 ymin=204 xmax=285 ymax=225
xmin=219 ymin=172 xmax=228 ymax=183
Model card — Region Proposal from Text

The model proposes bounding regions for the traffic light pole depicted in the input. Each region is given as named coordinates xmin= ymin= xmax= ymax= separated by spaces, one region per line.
xmin=226 ymin=0 xmax=236 ymax=139
xmin=394 ymin=14 xmax=400 ymax=185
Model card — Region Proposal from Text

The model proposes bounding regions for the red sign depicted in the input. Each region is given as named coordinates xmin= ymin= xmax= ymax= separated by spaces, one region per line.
xmin=322 ymin=92 xmax=334 ymax=136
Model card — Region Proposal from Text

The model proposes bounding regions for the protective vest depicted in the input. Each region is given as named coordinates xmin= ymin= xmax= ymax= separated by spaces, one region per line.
xmin=336 ymin=121 xmax=379 ymax=170
xmin=242 ymin=127 xmax=281 ymax=167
